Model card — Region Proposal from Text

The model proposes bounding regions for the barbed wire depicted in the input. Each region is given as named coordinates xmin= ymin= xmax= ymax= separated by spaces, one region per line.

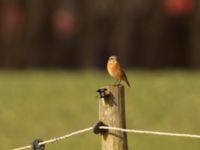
xmin=13 ymin=123 xmax=200 ymax=150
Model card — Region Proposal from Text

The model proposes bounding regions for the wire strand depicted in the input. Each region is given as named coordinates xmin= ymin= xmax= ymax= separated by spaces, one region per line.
xmin=100 ymin=126 xmax=200 ymax=139
xmin=13 ymin=126 xmax=93 ymax=150
xmin=13 ymin=125 xmax=200 ymax=150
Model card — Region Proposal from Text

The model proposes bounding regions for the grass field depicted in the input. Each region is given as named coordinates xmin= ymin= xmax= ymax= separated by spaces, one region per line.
xmin=1 ymin=70 xmax=200 ymax=150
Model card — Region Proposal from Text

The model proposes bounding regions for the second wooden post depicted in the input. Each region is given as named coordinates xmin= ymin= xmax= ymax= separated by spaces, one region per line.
xmin=98 ymin=85 xmax=128 ymax=150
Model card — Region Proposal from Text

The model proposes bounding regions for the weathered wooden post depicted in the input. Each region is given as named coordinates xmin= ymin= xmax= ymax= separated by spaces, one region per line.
xmin=97 ymin=85 xmax=128 ymax=150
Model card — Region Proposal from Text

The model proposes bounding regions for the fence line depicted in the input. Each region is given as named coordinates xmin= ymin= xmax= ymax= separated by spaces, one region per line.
xmin=13 ymin=126 xmax=93 ymax=150
xmin=100 ymin=126 xmax=200 ymax=139
xmin=13 ymin=124 xmax=200 ymax=150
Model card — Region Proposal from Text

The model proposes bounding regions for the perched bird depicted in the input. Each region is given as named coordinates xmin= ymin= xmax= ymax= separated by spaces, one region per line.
xmin=107 ymin=55 xmax=131 ymax=87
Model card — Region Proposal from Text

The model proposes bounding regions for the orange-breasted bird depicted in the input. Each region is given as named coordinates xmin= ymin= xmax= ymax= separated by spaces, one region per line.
xmin=107 ymin=55 xmax=131 ymax=87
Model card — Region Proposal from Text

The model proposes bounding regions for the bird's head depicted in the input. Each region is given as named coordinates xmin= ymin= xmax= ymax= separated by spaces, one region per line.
xmin=108 ymin=55 xmax=118 ymax=63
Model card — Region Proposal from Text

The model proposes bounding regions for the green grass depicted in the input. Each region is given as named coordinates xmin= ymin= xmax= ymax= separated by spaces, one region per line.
xmin=1 ymin=70 xmax=200 ymax=150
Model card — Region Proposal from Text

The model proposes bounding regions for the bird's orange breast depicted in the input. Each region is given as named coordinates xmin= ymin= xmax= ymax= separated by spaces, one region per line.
xmin=107 ymin=62 xmax=123 ymax=80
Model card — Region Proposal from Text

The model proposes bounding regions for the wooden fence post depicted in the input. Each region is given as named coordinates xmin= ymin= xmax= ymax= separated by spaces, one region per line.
xmin=98 ymin=85 xmax=128 ymax=150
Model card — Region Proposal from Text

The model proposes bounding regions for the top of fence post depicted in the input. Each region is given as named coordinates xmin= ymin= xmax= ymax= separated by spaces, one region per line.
xmin=98 ymin=85 xmax=128 ymax=150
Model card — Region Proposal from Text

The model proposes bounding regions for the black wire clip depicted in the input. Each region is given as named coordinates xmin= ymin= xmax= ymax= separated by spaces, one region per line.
xmin=96 ymin=88 xmax=111 ymax=99
xmin=32 ymin=139 xmax=45 ymax=150
xmin=93 ymin=121 xmax=108 ymax=135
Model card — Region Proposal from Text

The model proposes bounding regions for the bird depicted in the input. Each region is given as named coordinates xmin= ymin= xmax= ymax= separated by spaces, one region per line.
xmin=107 ymin=55 xmax=131 ymax=87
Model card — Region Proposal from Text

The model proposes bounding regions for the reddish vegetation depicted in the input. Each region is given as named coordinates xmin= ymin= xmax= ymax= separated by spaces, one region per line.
xmin=164 ymin=0 xmax=195 ymax=16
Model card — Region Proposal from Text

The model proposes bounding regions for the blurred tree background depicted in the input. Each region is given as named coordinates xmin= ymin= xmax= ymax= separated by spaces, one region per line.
xmin=0 ymin=0 xmax=200 ymax=69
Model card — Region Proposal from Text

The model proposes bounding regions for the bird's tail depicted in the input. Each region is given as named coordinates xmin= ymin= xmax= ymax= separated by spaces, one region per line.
xmin=125 ymin=78 xmax=131 ymax=88
xmin=122 ymin=70 xmax=131 ymax=88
